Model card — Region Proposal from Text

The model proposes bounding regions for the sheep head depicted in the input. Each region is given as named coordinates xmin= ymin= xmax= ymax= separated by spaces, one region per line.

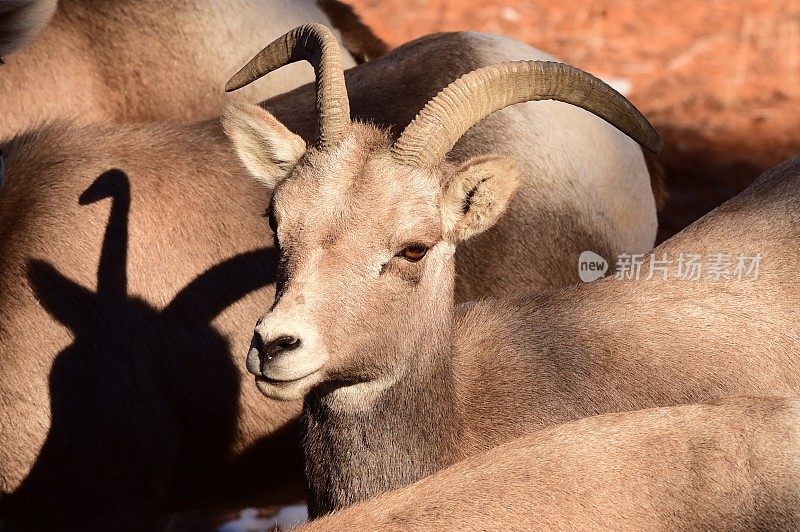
xmin=222 ymin=24 xmax=661 ymax=401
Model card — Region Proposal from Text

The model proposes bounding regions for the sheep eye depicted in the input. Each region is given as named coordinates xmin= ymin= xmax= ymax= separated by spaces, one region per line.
xmin=398 ymin=243 xmax=428 ymax=262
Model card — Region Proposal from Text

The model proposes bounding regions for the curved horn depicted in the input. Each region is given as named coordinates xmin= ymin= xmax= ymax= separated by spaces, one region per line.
xmin=225 ymin=24 xmax=350 ymax=148
xmin=391 ymin=61 xmax=662 ymax=168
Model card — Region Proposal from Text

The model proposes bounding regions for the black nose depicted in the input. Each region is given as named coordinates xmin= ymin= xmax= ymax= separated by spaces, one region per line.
xmin=256 ymin=334 xmax=301 ymax=362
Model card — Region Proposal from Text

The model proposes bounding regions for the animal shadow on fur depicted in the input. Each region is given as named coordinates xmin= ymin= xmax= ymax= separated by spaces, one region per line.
xmin=2 ymin=170 xmax=285 ymax=530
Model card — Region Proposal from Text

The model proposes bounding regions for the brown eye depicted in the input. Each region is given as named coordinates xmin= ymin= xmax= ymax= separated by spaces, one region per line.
xmin=398 ymin=243 xmax=429 ymax=262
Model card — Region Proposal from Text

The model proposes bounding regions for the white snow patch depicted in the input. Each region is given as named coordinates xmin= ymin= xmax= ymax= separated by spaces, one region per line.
xmin=217 ymin=505 xmax=308 ymax=532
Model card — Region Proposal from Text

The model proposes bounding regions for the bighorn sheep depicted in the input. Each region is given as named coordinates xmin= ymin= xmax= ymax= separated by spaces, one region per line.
xmin=1 ymin=27 xmax=660 ymax=528
xmin=225 ymin=32 xmax=800 ymax=513
xmin=301 ymin=397 xmax=800 ymax=531
xmin=225 ymin=24 xmax=662 ymax=300
xmin=0 ymin=0 xmax=386 ymax=137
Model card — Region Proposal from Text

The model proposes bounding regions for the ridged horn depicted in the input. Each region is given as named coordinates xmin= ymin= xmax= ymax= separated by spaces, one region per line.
xmin=225 ymin=24 xmax=350 ymax=148
xmin=391 ymin=61 xmax=662 ymax=168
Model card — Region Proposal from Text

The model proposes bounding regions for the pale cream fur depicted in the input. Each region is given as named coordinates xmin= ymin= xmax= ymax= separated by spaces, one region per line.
xmin=222 ymin=102 xmax=307 ymax=188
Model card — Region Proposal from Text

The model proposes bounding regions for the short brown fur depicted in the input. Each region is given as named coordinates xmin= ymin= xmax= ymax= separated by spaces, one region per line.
xmin=0 ymin=0 xmax=371 ymax=137
xmin=301 ymin=398 xmax=800 ymax=531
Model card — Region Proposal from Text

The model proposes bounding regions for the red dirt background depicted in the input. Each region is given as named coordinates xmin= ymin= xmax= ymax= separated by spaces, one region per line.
xmin=350 ymin=0 xmax=800 ymax=240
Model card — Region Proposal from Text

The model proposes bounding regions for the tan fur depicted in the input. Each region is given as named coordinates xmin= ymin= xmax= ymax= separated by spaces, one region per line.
xmin=222 ymin=101 xmax=307 ymax=188
xmin=241 ymin=117 xmax=800 ymax=515
xmin=301 ymin=397 xmax=800 ymax=531
xmin=0 ymin=121 xmax=306 ymax=529
xmin=0 ymin=32 xmax=659 ymax=528
xmin=0 ymin=0 xmax=365 ymax=138
xmin=0 ymin=0 xmax=56 ymax=57
xmin=441 ymin=155 xmax=521 ymax=242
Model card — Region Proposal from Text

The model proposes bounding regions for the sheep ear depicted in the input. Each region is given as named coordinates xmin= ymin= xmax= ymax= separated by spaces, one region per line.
xmin=441 ymin=155 xmax=521 ymax=242
xmin=222 ymin=101 xmax=307 ymax=189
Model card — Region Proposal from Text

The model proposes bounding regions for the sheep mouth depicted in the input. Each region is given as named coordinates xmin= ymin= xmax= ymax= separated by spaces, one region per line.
xmin=257 ymin=372 xmax=316 ymax=385
xmin=254 ymin=370 xmax=321 ymax=399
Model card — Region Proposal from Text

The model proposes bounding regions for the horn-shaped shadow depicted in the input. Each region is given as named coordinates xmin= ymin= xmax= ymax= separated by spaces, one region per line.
xmin=4 ymin=169 xmax=279 ymax=530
